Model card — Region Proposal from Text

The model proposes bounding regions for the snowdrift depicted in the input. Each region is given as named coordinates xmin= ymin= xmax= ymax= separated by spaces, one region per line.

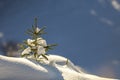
xmin=0 ymin=54 xmax=119 ymax=80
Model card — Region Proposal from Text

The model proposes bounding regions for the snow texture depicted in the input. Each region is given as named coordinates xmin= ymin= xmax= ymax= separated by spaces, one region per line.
xmin=0 ymin=54 xmax=119 ymax=80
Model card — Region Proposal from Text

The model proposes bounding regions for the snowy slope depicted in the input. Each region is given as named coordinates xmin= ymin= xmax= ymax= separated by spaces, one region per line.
xmin=0 ymin=54 xmax=119 ymax=80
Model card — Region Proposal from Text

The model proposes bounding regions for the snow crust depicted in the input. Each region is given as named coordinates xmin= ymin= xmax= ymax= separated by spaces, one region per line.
xmin=0 ymin=54 xmax=119 ymax=80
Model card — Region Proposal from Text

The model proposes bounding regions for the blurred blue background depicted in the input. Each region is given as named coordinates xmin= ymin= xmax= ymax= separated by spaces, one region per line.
xmin=0 ymin=0 xmax=120 ymax=78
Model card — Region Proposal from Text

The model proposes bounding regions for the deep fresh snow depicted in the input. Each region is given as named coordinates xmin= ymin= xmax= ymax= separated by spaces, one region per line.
xmin=0 ymin=54 xmax=119 ymax=80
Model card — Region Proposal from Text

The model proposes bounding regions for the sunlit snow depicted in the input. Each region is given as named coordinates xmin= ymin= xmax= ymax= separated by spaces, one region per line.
xmin=0 ymin=54 xmax=119 ymax=80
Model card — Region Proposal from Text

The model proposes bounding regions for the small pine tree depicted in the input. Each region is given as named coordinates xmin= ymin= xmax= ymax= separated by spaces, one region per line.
xmin=19 ymin=18 xmax=57 ymax=61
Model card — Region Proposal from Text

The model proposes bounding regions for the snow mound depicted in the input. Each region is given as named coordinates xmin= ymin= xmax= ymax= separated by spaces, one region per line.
xmin=0 ymin=54 xmax=119 ymax=80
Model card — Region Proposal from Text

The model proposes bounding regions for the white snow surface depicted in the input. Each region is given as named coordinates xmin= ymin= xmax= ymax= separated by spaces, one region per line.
xmin=0 ymin=54 xmax=119 ymax=80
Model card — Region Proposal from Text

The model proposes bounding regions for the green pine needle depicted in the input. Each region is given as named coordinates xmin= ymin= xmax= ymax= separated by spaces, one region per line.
xmin=41 ymin=54 xmax=48 ymax=60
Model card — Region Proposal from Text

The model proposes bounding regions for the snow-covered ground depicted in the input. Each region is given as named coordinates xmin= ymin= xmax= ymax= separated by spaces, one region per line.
xmin=0 ymin=54 xmax=119 ymax=80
